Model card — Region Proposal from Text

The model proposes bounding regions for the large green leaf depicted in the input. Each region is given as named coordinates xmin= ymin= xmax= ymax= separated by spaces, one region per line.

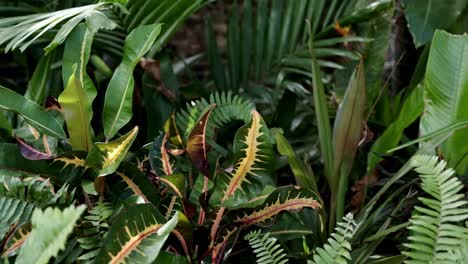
xmin=58 ymin=73 xmax=93 ymax=151
xmin=401 ymin=0 xmax=467 ymax=47
xmin=0 ymin=86 xmax=65 ymax=139
xmin=102 ymin=24 xmax=161 ymax=140
xmin=94 ymin=204 xmax=177 ymax=264
xmin=62 ymin=23 xmax=97 ymax=109
xmin=419 ymin=30 xmax=468 ymax=174
xmin=15 ymin=205 xmax=85 ymax=264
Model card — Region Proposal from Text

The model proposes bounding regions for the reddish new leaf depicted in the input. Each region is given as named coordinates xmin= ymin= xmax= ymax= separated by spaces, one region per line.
xmin=186 ymin=104 xmax=216 ymax=177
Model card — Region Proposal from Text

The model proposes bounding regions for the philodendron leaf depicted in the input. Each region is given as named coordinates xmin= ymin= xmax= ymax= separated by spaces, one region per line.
xmin=0 ymin=86 xmax=65 ymax=139
xmin=186 ymin=104 xmax=216 ymax=177
xmin=94 ymin=204 xmax=178 ymax=264
xmin=102 ymin=24 xmax=162 ymax=140
xmin=58 ymin=73 xmax=93 ymax=151
xmin=420 ymin=30 xmax=468 ymax=174
xmin=211 ymin=110 xmax=273 ymax=206
xmin=86 ymin=127 xmax=138 ymax=176
xmin=62 ymin=23 xmax=97 ymax=110
xmin=15 ymin=205 xmax=86 ymax=264
xmin=235 ymin=186 xmax=321 ymax=227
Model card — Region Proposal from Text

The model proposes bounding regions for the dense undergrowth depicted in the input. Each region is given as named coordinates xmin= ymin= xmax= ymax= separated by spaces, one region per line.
xmin=0 ymin=0 xmax=467 ymax=263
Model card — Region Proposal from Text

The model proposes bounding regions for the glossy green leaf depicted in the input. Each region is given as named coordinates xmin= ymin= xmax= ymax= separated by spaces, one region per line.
xmin=15 ymin=205 xmax=85 ymax=264
xmin=58 ymin=73 xmax=93 ymax=151
xmin=401 ymin=0 xmax=467 ymax=47
xmin=368 ymin=83 xmax=424 ymax=171
xmin=94 ymin=204 xmax=177 ymax=264
xmin=419 ymin=30 xmax=468 ymax=174
xmin=62 ymin=23 xmax=97 ymax=109
xmin=86 ymin=127 xmax=139 ymax=176
xmin=0 ymin=86 xmax=65 ymax=139
xmin=102 ymin=24 xmax=161 ymax=140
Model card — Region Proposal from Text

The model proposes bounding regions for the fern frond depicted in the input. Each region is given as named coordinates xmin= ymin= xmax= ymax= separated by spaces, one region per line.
xmin=403 ymin=155 xmax=468 ymax=263
xmin=244 ymin=230 xmax=288 ymax=264
xmin=77 ymin=200 xmax=113 ymax=263
xmin=0 ymin=176 xmax=73 ymax=241
xmin=176 ymin=91 xmax=254 ymax=139
xmin=310 ymin=213 xmax=357 ymax=264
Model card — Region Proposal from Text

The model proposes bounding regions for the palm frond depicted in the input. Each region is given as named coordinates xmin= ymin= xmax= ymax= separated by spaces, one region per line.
xmin=244 ymin=230 xmax=289 ymax=264
xmin=310 ymin=213 xmax=357 ymax=264
xmin=403 ymin=155 xmax=468 ymax=263
xmin=0 ymin=2 xmax=117 ymax=52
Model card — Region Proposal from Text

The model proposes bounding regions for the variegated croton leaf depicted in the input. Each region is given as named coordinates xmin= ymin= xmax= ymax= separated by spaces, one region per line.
xmin=210 ymin=110 xmax=274 ymax=207
xmin=94 ymin=204 xmax=177 ymax=264
xmin=85 ymin=126 xmax=139 ymax=176
xmin=108 ymin=162 xmax=160 ymax=205
xmin=149 ymin=131 xmax=174 ymax=177
xmin=234 ymin=186 xmax=321 ymax=227
xmin=186 ymin=104 xmax=216 ymax=177
xmin=1 ymin=222 xmax=31 ymax=258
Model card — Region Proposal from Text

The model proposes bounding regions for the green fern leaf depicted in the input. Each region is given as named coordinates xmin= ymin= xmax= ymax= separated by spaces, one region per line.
xmin=15 ymin=205 xmax=85 ymax=264
xmin=244 ymin=230 xmax=289 ymax=264
xmin=403 ymin=155 xmax=468 ymax=263
xmin=309 ymin=213 xmax=357 ymax=264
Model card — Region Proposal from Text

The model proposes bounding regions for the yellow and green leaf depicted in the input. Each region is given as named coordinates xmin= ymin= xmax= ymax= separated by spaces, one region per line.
xmin=85 ymin=126 xmax=138 ymax=176
xmin=58 ymin=73 xmax=93 ymax=151
xmin=111 ymin=162 xmax=160 ymax=205
xmin=94 ymin=204 xmax=177 ymax=264
xmin=212 ymin=111 xmax=273 ymax=205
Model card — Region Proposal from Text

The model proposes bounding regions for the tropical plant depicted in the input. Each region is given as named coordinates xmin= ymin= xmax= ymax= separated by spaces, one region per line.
xmin=0 ymin=0 xmax=468 ymax=263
